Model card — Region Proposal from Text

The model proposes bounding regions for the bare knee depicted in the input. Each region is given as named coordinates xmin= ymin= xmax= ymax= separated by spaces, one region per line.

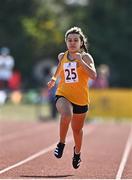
xmin=56 ymin=97 xmax=73 ymax=123
xmin=61 ymin=111 xmax=73 ymax=123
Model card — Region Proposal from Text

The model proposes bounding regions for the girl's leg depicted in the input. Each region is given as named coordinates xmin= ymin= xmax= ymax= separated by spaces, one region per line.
xmin=71 ymin=113 xmax=87 ymax=153
xmin=56 ymin=97 xmax=73 ymax=143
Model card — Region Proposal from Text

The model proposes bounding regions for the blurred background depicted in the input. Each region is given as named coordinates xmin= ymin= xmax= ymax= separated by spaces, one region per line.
xmin=0 ymin=0 xmax=132 ymax=121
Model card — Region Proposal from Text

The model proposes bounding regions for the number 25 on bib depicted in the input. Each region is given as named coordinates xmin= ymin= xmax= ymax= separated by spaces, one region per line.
xmin=63 ymin=62 xmax=78 ymax=83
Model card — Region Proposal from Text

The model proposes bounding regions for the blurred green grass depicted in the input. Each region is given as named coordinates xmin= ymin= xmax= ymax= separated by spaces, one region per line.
xmin=0 ymin=103 xmax=50 ymax=122
xmin=0 ymin=89 xmax=132 ymax=122
xmin=0 ymin=103 xmax=131 ymax=122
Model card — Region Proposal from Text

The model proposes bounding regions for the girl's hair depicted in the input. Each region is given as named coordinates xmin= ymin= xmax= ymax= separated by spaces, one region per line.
xmin=65 ymin=26 xmax=88 ymax=53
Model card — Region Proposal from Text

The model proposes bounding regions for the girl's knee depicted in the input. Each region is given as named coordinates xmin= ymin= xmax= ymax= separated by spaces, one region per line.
xmin=61 ymin=111 xmax=73 ymax=121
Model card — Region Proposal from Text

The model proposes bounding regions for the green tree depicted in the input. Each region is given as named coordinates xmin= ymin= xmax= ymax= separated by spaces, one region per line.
xmin=0 ymin=0 xmax=37 ymax=77
xmin=22 ymin=0 xmax=71 ymax=58
xmin=87 ymin=0 xmax=132 ymax=87
xmin=62 ymin=0 xmax=132 ymax=87
xmin=1 ymin=0 xmax=132 ymax=87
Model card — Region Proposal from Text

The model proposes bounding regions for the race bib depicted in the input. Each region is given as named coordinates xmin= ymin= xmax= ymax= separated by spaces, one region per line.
xmin=63 ymin=62 xmax=78 ymax=83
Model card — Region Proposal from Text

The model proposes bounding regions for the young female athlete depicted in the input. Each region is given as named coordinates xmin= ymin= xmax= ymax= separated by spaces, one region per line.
xmin=47 ymin=27 xmax=97 ymax=169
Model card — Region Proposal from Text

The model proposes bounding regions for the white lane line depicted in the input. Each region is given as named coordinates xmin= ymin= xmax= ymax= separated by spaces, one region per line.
xmin=0 ymin=141 xmax=59 ymax=175
xmin=116 ymin=124 xmax=132 ymax=180
xmin=0 ymin=125 xmax=95 ymax=175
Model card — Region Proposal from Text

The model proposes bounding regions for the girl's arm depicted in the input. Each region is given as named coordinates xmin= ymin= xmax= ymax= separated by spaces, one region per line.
xmin=73 ymin=53 xmax=97 ymax=80
xmin=81 ymin=53 xmax=97 ymax=80
xmin=47 ymin=53 xmax=64 ymax=89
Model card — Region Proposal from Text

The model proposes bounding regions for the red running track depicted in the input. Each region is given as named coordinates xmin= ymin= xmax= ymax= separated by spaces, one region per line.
xmin=0 ymin=120 xmax=132 ymax=179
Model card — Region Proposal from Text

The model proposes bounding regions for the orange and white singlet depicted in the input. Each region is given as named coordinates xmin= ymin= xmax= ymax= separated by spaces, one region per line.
xmin=56 ymin=51 xmax=90 ymax=106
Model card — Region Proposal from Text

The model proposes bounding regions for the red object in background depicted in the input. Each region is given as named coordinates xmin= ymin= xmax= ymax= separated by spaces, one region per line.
xmin=8 ymin=70 xmax=21 ymax=90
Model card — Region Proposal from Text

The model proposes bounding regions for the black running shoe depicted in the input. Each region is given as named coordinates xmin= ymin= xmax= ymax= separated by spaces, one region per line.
xmin=72 ymin=147 xmax=81 ymax=169
xmin=54 ymin=142 xmax=65 ymax=158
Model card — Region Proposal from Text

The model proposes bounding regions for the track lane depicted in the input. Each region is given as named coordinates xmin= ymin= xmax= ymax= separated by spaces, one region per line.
xmin=82 ymin=123 xmax=131 ymax=179
xmin=0 ymin=124 xmax=96 ymax=179
xmin=0 ymin=121 xmax=41 ymax=136
xmin=0 ymin=121 xmax=58 ymax=143
xmin=121 ymin=125 xmax=132 ymax=179
xmin=0 ymin=122 xmax=131 ymax=179
xmin=122 ymin=149 xmax=132 ymax=179
xmin=0 ymin=121 xmax=59 ymax=170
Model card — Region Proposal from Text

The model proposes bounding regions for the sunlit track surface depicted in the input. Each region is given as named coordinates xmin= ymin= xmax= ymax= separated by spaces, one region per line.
xmin=0 ymin=120 xmax=132 ymax=179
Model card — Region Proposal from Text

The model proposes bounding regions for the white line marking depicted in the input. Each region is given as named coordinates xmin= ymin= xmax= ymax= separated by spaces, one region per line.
xmin=0 ymin=125 xmax=95 ymax=175
xmin=116 ymin=124 xmax=132 ymax=180
xmin=0 ymin=142 xmax=59 ymax=175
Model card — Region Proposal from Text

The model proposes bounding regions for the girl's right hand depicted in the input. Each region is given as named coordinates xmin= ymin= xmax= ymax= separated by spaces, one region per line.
xmin=47 ymin=79 xmax=56 ymax=89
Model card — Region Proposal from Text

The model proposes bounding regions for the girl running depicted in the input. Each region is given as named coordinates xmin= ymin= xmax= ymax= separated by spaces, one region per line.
xmin=47 ymin=26 xmax=97 ymax=169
